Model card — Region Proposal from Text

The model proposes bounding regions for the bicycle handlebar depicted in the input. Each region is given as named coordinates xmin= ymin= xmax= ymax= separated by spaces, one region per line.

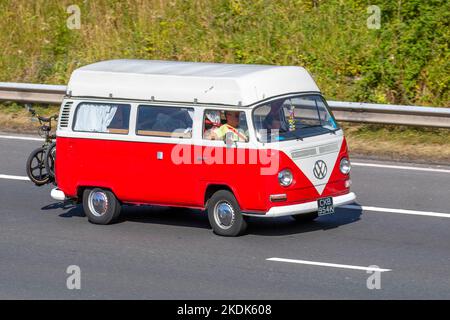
xmin=37 ymin=114 xmax=58 ymax=122
xmin=26 ymin=105 xmax=58 ymax=122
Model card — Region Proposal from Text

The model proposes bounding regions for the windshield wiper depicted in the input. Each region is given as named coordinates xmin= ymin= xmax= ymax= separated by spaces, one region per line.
xmin=287 ymin=130 xmax=303 ymax=141
xmin=322 ymin=127 xmax=338 ymax=135
xmin=301 ymin=124 xmax=338 ymax=135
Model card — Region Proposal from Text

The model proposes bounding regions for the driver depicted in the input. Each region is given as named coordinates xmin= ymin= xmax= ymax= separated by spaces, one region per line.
xmin=208 ymin=111 xmax=248 ymax=142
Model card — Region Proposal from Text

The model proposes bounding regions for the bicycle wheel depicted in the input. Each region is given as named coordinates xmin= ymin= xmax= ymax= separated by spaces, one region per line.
xmin=45 ymin=142 xmax=56 ymax=180
xmin=26 ymin=147 xmax=50 ymax=186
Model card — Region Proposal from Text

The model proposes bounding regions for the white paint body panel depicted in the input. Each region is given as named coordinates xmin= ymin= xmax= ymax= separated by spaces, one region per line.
xmin=267 ymin=131 xmax=345 ymax=195
xmin=67 ymin=60 xmax=320 ymax=106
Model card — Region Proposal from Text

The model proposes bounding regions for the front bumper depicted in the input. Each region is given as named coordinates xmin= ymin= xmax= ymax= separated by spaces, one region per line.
xmin=244 ymin=192 xmax=356 ymax=218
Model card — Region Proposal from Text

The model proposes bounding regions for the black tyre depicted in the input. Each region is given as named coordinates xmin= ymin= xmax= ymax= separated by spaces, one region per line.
xmin=83 ymin=188 xmax=121 ymax=225
xmin=291 ymin=212 xmax=318 ymax=223
xmin=207 ymin=190 xmax=247 ymax=237
xmin=45 ymin=142 xmax=56 ymax=180
xmin=26 ymin=147 xmax=50 ymax=186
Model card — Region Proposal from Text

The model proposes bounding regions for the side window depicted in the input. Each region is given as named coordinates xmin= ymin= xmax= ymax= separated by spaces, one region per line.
xmin=315 ymin=98 xmax=338 ymax=129
xmin=203 ymin=109 xmax=248 ymax=142
xmin=73 ymin=102 xmax=130 ymax=134
xmin=136 ymin=105 xmax=193 ymax=138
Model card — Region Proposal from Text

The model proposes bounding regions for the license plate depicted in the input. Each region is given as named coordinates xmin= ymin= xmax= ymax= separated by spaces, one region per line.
xmin=317 ymin=197 xmax=334 ymax=216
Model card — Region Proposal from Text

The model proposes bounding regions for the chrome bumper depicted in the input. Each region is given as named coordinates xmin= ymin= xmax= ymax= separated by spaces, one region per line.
xmin=50 ymin=187 xmax=66 ymax=201
xmin=243 ymin=192 xmax=356 ymax=218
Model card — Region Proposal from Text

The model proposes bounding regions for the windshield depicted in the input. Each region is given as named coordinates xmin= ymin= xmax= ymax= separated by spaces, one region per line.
xmin=253 ymin=94 xmax=339 ymax=142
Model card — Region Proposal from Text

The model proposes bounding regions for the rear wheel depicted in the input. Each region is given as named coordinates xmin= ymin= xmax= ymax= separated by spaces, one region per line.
xmin=207 ymin=190 xmax=247 ymax=237
xmin=26 ymin=147 xmax=50 ymax=186
xmin=45 ymin=142 xmax=56 ymax=180
xmin=291 ymin=212 xmax=318 ymax=223
xmin=83 ymin=188 xmax=121 ymax=224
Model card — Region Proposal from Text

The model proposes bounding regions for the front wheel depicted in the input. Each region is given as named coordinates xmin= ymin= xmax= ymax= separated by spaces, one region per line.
xmin=26 ymin=147 xmax=50 ymax=186
xmin=207 ymin=190 xmax=247 ymax=237
xmin=83 ymin=188 xmax=122 ymax=225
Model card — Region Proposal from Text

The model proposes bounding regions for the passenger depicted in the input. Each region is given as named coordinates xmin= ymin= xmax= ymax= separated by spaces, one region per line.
xmin=204 ymin=110 xmax=221 ymax=130
xmin=209 ymin=111 xmax=248 ymax=142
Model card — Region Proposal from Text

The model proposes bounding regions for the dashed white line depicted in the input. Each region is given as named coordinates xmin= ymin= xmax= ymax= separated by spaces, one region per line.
xmin=352 ymin=162 xmax=450 ymax=174
xmin=342 ymin=204 xmax=450 ymax=218
xmin=0 ymin=174 xmax=30 ymax=181
xmin=266 ymin=257 xmax=391 ymax=272
xmin=0 ymin=135 xmax=43 ymax=142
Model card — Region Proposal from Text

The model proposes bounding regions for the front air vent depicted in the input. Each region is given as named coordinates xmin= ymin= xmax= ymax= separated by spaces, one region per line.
xmin=291 ymin=142 xmax=340 ymax=159
xmin=318 ymin=143 xmax=339 ymax=155
xmin=59 ymin=101 xmax=73 ymax=128
xmin=291 ymin=148 xmax=317 ymax=159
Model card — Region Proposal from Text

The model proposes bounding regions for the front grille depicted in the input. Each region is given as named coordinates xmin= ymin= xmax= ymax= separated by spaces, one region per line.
xmin=291 ymin=148 xmax=317 ymax=159
xmin=291 ymin=142 xmax=340 ymax=159
xmin=318 ymin=143 xmax=339 ymax=154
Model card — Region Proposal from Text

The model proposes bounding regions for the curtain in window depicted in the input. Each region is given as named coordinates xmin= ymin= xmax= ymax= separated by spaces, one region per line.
xmin=74 ymin=104 xmax=118 ymax=132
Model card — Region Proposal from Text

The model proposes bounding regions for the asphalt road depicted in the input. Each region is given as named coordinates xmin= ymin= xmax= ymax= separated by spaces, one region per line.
xmin=0 ymin=134 xmax=449 ymax=299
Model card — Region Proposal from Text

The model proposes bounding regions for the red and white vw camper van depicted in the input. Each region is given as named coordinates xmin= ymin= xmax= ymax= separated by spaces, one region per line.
xmin=52 ymin=60 xmax=356 ymax=236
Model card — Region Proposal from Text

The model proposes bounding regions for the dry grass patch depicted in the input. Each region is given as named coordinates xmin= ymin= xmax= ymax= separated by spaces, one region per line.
xmin=0 ymin=104 xmax=60 ymax=134
xmin=343 ymin=124 xmax=450 ymax=164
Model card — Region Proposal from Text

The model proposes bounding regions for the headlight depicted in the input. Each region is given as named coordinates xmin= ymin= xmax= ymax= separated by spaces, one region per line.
xmin=340 ymin=158 xmax=351 ymax=175
xmin=278 ymin=169 xmax=293 ymax=186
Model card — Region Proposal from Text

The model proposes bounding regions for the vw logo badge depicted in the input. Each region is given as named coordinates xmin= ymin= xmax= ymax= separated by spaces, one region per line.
xmin=313 ymin=160 xmax=327 ymax=179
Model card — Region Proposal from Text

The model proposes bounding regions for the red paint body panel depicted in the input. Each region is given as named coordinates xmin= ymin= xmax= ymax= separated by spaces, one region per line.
xmin=56 ymin=136 xmax=350 ymax=213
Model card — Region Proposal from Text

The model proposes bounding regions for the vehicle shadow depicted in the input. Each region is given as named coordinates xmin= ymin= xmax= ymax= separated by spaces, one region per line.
xmin=120 ymin=205 xmax=211 ymax=230
xmin=119 ymin=204 xmax=363 ymax=236
xmin=246 ymin=205 xmax=363 ymax=236
xmin=41 ymin=202 xmax=85 ymax=218
xmin=43 ymin=201 xmax=363 ymax=236
xmin=43 ymin=202 xmax=210 ymax=228
xmin=41 ymin=202 xmax=76 ymax=211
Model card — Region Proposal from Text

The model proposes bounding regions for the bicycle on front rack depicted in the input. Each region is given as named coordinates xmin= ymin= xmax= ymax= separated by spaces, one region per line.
xmin=25 ymin=105 xmax=58 ymax=186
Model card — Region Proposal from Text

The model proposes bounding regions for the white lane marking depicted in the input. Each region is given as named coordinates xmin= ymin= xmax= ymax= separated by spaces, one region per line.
xmin=0 ymin=174 xmax=30 ymax=181
xmin=352 ymin=162 xmax=450 ymax=174
xmin=0 ymin=135 xmax=43 ymax=142
xmin=342 ymin=204 xmax=450 ymax=218
xmin=267 ymin=258 xmax=391 ymax=272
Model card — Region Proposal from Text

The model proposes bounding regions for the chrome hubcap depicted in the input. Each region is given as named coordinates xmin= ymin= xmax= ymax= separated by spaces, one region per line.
xmin=214 ymin=201 xmax=235 ymax=230
xmin=88 ymin=190 xmax=108 ymax=217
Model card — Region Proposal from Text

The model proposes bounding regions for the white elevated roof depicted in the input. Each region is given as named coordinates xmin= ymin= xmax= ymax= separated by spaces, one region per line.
xmin=67 ymin=59 xmax=320 ymax=106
